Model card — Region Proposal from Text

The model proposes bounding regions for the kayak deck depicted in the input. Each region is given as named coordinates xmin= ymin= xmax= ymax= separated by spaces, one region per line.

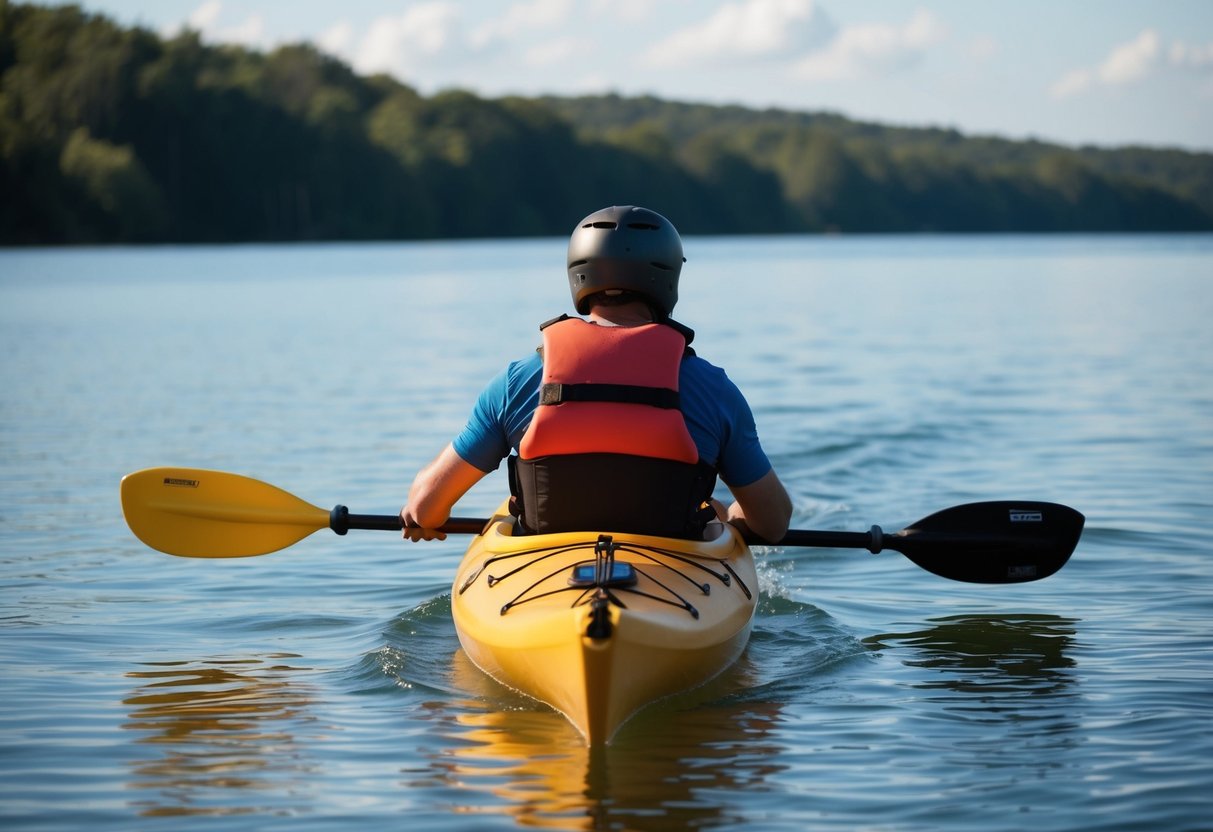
xmin=451 ymin=503 xmax=758 ymax=745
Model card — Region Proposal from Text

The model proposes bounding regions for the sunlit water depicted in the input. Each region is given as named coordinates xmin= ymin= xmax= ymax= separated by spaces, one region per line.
xmin=2 ymin=235 xmax=1211 ymax=830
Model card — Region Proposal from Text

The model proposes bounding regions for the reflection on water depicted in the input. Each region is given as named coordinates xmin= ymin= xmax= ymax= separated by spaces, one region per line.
xmin=412 ymin=650 xmax=786 ymax=831
xmin=865 ymin=613 xmax=1077 ymax=692
xmin=864 ymin=613 xmax=1079 ymax=735
xmin=864 ymin=614 xmax=1084 ymax=784
xmin=123 ymin=655 xmax=319 ymax=817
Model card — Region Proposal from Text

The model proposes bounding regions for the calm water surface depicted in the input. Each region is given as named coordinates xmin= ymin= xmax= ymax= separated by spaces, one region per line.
xmin=1 ymin=235 xmax=1211 ymax=830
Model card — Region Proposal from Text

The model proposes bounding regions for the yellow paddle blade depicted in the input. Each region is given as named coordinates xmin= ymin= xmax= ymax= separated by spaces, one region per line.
xmin=120 ymin=467 xmax=332 ymax=557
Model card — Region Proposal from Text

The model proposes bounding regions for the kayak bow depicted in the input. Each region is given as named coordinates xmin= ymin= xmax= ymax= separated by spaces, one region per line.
xmin=451 ymin=501 xmax=758 ymax=745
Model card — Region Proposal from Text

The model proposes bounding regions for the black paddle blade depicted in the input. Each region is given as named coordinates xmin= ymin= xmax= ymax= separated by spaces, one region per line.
xmin=889 ymin=501 xmax=1084 ymax=583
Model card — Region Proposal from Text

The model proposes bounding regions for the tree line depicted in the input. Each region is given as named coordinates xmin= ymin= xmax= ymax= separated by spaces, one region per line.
xmin=3 ymin=2 xmax=1211 ymax=245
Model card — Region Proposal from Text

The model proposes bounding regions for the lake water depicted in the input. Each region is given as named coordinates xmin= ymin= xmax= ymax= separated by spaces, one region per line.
xmin=1 ymin=234 xmax=1211 ymax=831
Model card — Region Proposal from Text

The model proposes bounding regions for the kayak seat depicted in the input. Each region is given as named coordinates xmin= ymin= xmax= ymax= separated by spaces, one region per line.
xmin=508 ymin=453 xmax=717 ymax=539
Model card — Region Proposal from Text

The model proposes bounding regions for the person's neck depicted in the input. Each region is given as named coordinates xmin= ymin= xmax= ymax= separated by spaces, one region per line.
xmin=587 ymin=302 xmax=656 ymax=327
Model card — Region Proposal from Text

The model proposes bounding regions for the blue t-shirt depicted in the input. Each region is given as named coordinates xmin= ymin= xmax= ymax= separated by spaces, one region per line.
xmin=452 ymin=350 xmax=772 ymax=487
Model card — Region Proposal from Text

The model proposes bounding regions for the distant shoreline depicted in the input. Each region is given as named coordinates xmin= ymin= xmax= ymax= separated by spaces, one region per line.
xmin=4 ymin=3 xmax=1211 ymax=246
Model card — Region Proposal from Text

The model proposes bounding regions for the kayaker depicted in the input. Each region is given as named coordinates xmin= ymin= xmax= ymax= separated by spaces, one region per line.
xmin=400 ymin=205 xmax=792 ymax=544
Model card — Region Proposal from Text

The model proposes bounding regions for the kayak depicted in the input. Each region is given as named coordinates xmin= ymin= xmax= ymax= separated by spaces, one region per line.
xmin=119 ymin=467 xmax=1085 ymax=743
xmin=451 ymin=501 xmax=758 ymax=745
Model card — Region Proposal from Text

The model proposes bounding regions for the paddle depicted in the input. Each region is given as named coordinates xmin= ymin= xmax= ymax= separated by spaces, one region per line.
xmin=120 ymin=467 xmax=1083 ymax=583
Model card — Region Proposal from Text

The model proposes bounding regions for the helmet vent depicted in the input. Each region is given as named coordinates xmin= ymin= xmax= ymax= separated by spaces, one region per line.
xmin=650 ymin=261 xmax=673 ymax=271
xmin=587 ymin=221 xmax=617 ymax=229
xmin=628 ymin=222 xmax=660 ymax=230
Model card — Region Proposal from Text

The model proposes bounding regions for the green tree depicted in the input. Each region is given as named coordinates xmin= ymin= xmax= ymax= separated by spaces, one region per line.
xmin=59 ymin=126 xmax=164 ymax=239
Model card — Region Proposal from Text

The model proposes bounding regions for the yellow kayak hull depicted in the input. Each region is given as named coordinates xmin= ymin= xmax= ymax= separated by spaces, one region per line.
xmin=451 ymin=502 xmax=758 ymax=745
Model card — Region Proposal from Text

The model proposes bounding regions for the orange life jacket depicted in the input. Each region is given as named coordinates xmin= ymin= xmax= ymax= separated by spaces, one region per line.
xmin=519 ymin=316 xmax=698 ymax=463
xmin=510 ymin=316 xmax=716 ymax=538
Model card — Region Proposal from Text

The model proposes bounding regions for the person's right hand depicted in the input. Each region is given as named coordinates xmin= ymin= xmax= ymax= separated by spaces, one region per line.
xmin=400 ymin=508 xmax=447 ymax=542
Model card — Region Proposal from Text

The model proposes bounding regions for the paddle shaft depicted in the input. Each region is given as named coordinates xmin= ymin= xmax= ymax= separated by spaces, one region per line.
xmin=330 ymin=506 xmax=487 ymax=536
xmin=332 ymin=504 xmax=1083 ymax=584
xmin=331 ymin=508 xmax=880 ymax=548
xmin=333 ymin=511 xmax=1005 ymax=554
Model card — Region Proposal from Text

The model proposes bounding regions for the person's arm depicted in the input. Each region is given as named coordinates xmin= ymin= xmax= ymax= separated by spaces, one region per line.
xmin=399 ymin=444 xmax=487 ymax=541
xmin=724 ymin=468 xmax=792 ymax=543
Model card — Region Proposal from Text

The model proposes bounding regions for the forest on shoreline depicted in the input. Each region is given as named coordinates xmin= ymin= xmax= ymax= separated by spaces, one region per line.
xmin=3 ymin=2 xmax=1212 ymax=245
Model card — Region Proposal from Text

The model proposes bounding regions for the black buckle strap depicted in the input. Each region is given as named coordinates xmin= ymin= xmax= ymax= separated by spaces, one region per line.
xmin=539 ymin=382 xmax=681 ymax=409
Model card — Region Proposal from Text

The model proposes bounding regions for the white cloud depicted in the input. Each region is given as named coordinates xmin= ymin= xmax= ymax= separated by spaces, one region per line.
xmin=1170 ymin=40 xmax=1213 ymax=70
xmin=589 ymin=0 xmax=655 ymax=24
xmin=174 ymin=1 xmax=269 ymax=49
xmin=793 ymin=8 xmax=946 ymax=81
xmin=316 ymin=21 xmax=354 ymax=57
xmin=188 ymin=0 xmax=221 ymax=32
xmin=470 ymin=0 xmax=574 ymax=51
xmin=224 ymin=14 xmax=267 ymax=48
xmin=1049 ymin=68 xmax=1094 ymax=99
xmin=1166 ymin=38 xmax=1213 ymax=98
xmin=1049 ymin=29 xmax=1213 ymax=99
xmin=966 ymin=35 xmax=999 ymax=63
xmin=1097 ymin=29 xmax=1160 ymax=84
xmin=903 ymin=8 xmax=944 ymax=49
xmin=352 ymin=3 xmax=462 ymax=78
xmin=319 ymin=0 xmax=578 ymax=83
xmin=486 ymin=0 xmax=571 ymax=36
xmin=644 ymin=0 xmax=836 ymax=67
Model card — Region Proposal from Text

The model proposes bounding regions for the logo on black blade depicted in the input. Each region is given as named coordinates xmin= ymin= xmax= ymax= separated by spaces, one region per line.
xmin=1009 ymin=510 xmax=1043 ymax=522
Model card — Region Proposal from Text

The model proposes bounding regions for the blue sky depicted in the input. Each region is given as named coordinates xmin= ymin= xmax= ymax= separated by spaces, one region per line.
xmin=55 ymin=0 xmax=1213 ymax=151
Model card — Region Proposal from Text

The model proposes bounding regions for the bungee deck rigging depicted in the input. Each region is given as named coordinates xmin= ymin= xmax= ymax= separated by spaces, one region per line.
xmin=458 ymin=532 xmax=754 ymax=624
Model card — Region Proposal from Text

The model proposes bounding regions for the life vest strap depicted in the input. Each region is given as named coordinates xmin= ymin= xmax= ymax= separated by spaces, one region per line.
xmin=539 ymin=382 xmax=681 ymax=409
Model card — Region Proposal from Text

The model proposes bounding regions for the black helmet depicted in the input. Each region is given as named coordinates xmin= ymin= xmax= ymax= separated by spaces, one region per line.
xmin=566 ymin=206 xmax=685 ymax=316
